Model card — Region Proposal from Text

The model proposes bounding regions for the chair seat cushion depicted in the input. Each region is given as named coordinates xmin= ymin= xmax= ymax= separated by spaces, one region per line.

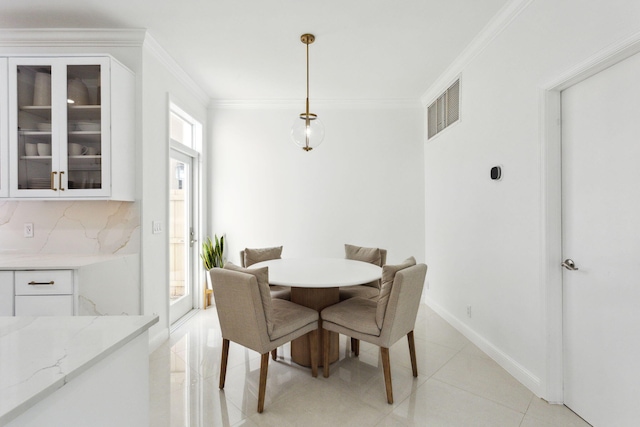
xmin=270 ymin=285 xmax=291 ymax=300
xmin=270 ymin=299 xmax=319 ymax=340
xmin=339 ymin=285 xmax=379 ymax=301
xmin=321 ymin=297 xmax=380 ymax=337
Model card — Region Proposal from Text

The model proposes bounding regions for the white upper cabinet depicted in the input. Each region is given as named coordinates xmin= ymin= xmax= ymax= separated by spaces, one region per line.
xmin=7 ymin=56 xmax=134 ymax=200
xmin=0 ymin=58 xmax=8 ymax=198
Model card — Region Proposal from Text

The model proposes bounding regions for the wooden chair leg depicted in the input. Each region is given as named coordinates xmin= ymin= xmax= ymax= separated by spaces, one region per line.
xmin=271 ymin=349 xmax=277 ymax=360
xmin=380 ymin=347 xmax=393 ymax=404
xmin=219 ymin=339 xmax=229 ymax=389
xmin=323 ymin=328 xmax=330 ymax=378
xmin=309 ymin=329 xmax=319 ymax=378
xmin=257 ymin=353 xmax=269 ymax=413
xmin=351 ymin=337 xmax=360 ymax=356
xmin=407 ymin=331 xmax=418 ymax=377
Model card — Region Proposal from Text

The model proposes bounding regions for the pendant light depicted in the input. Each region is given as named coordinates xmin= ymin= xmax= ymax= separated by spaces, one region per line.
xmin=291 ymin=33 xmax=325 ymax=151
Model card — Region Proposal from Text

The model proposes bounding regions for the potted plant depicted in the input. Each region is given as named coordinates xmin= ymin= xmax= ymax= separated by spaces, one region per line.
xmin=202 ymin=234 xmax=225 ymax=309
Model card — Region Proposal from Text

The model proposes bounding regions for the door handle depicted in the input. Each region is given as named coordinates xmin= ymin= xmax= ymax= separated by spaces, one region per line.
xmin=189 ymin=228 xmax=197 ymax=247
xmin=562 ymin=259 xmax=579 ymax=271
xmin=50 ymin=171 xmax=58 ymax=191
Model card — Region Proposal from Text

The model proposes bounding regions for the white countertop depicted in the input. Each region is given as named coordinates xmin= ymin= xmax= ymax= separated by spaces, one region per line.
xmin=0 ymin=315 xmax=158 ymax=425
xmin=0 ymin=254 xmax=134 ymax=270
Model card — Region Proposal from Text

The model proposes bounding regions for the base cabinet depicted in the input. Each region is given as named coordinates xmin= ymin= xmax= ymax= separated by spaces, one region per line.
xmin=13 ymin=270 xmax=74 ymax=316
xmin=15 ymin=295 xmax=73 ymax=316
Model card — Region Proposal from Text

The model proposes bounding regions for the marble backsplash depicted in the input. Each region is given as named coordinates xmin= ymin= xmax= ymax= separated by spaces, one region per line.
xmin=0 ymin=200 xmax=140 ymax=254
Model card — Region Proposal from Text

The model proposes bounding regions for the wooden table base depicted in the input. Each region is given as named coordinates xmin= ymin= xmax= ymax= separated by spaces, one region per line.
xmin=290 ymin=287 xmax=339 ymax=367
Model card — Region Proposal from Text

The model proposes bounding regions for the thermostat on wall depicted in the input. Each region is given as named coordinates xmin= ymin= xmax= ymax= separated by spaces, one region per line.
xmin=490 ymin=166 xmax=502 ymax=181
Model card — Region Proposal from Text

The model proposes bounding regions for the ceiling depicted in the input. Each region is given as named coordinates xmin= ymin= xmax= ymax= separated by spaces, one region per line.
xmin=0 ymin=0 xmax=510 ymax=101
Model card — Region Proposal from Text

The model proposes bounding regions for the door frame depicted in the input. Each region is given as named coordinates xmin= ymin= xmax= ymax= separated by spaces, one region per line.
xmin=167 ymin=100 xmax=204 ymax=325
xmin=539 ymin=32 xmax=640 ymax=403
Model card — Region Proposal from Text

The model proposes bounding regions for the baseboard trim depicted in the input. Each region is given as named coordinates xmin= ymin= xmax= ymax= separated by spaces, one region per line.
xmin=425 ymin=296 xmax=542 ymax=397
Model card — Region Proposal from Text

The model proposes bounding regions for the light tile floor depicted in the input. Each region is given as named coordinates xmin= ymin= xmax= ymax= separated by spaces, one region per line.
xmin=149 ymin=304 xmax=591 ymax=427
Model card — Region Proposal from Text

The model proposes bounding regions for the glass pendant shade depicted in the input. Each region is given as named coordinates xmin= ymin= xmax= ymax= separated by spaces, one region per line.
xmin=291 ymin=113 xmax=325 ymax=151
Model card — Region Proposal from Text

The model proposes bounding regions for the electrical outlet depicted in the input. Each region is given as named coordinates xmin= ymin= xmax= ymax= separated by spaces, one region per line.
xmin=466 ymin=305 xmax=472 ymax=318
xmin=24 ymin=223 xmax=34 ymax=238
xmin=152 ymin=221 xmax=162 ymax=234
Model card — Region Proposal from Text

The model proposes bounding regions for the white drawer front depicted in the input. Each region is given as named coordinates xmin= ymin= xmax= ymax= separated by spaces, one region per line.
xmin=15 ymin=295 xmax=74 ymax=316
xmin=15 ymin=270 xmax=73 ymax=295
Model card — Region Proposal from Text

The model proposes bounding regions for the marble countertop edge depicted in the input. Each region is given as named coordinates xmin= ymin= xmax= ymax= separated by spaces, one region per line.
xmin=0 ymin=253 xmax=138 ymax=270
xmin=0 ymin=315 xmax=158 ymax=426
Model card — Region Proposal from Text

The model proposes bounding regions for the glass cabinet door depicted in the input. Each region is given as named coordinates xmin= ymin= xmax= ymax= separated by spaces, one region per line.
xmin=66 ymin=63 xmax=105 ymax=194
xmin=0 ymin=58 xmax=8 ymax=198
xmin=14 ymin=62 xmax=57 ymax=195
xmin=9 ymin=57 xmax=109 ymax=198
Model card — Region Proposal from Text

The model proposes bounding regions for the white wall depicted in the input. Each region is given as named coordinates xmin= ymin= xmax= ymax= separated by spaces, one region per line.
xmin=423 ymin=0 xmax=640 ymax=399
xmin=140 ymin=41 xmax=208 ymax=347
xmin=210 ymin=103 xmax=425 ymax=266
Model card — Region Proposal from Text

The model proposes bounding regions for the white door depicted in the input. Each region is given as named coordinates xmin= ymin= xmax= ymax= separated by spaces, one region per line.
xmin=169 ymin=150 xmax=196 ymax=324
xmin=561 ymin=52 xmax=640 ymax=427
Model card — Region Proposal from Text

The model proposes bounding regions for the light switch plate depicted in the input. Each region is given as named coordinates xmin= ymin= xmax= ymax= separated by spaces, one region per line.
xmin=24 ymin=223 xmax=34 ymax=238
xmin=152 ymin=221 xmax=162 ymax=234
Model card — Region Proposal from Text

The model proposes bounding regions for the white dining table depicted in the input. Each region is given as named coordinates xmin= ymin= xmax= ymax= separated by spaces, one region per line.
xmin=252 ymin=258 xmax=382 ymax=367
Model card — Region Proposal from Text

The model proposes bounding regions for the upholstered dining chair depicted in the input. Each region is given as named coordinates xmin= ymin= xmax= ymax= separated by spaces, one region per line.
xmin=339 ymin=244 xmax=387 ymax=301
xmin=321 ymin=258 xmax=427 ymax=404
xmin=210 ymin=264 xmax=319 ymax=413
xmin=241 ymin=246 xmax=291 ymax=300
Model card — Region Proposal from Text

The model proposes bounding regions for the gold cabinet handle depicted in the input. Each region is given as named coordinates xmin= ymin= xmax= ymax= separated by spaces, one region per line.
xmin=59 ymin=171 xmax=65 ymax=191
xmin=28 ymin=281 xmax=55 ymax=285
xmin=51 ymin=171 xmax=58 ymax=191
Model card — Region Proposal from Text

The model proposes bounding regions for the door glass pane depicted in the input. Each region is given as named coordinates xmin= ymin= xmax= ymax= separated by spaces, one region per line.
xmin=17 ymin=65 xmax=52 ymax=190
xmin=170 ymin=157 xmax=190 ymax=302
xmin=67 ymin=64 xmax=102 ymax=190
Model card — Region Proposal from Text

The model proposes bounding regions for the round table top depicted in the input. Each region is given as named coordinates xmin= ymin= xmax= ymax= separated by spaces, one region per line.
xmin=251 ymin=258 xmax=382 ymax=288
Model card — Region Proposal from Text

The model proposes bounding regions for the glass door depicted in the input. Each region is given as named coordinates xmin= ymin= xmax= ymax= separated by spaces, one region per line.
xmin=169 ymin=150 xmax=195 ymax=324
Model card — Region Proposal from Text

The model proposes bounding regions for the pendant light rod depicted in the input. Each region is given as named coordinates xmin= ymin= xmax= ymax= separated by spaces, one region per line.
xmin=302 ymin=33 xmax=314 ymax=151
xmin=291 ymin=33 xmax=324 ymax=152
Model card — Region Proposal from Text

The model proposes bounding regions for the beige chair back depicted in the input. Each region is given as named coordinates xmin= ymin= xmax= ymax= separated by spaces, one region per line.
xmin=210 ymin=268 xmax=272 ymax=353
xmin=378 ymin=263 xmax=427 ymax=347
xmin=345 ymin=244 xmax=387 ymax=289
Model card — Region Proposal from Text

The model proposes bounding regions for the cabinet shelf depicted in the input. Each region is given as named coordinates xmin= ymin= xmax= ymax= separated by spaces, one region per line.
xmin=19 ymin=105 xmax=101 ymax=121
xmin=20 ymin=155 xmax=101 ymax=164
xmin=68 ymin=105 xmax=101 ymax=120
xmin=19 ymin=105 xmax=52 ymax=120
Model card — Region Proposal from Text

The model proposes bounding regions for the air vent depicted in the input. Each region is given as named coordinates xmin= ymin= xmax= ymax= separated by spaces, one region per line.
xmin=428 ymin=79 xmax=460 ymax=139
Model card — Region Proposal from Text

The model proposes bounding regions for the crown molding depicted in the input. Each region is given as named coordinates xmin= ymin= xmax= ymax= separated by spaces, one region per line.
xmin=420 ymin=0 xmax=534 ymax=105
xmin=0 ymin=28 xmax=146 ymax=47
xmin=142 ymin=33 xmax=210 ymax=107
xmin=209 ymin=98 xmax=421 ymax=110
